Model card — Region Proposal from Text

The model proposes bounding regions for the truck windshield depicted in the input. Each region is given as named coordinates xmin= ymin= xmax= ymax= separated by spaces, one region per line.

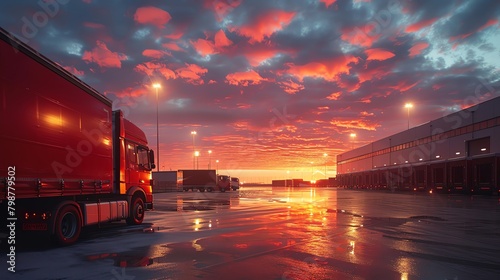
xmin=137 ymin=146 xmax=151 ymax=170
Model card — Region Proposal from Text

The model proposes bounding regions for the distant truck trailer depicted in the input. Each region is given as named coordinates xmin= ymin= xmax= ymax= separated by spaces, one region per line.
xmin=0 ymin=28 xmax=155 ymax=245
xmin=177 ymin=170 xmax=218 ymax=192
xmin=152 ymin=171 xmax=177 ymax=193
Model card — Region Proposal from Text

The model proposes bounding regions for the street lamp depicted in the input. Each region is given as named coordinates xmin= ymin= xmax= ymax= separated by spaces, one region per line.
xmin=405 ymin=103 xmax=413 ymax=130
xmin=153 ymin=83 xmax=161 ymax=171
xmin=216 ymin=160 xmax=219 ymax=175
xmin=194 ymin=151 xmax=200 ymax=170
xmin=350 ymin=133 xmax=356 ymax=150
xmin=191 ymin=131 xmax=197 ymax=169
xmin=323 ymin=153 xmax=328 ymax=179
xmin=208 ymin=150 xmax=212 ymax=169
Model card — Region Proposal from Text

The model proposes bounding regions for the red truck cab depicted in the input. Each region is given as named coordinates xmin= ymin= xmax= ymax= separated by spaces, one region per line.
xmin=217 ymin=175 xmax=231 ymax=192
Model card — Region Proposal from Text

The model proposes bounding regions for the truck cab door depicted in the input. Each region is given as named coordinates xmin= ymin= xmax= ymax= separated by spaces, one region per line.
xmin=125 ymin=142 xmax=140 ymax=189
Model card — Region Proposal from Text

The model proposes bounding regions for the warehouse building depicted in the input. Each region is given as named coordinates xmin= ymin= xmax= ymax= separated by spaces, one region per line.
xmin=336 ymin=96 xmax=500 ymax=195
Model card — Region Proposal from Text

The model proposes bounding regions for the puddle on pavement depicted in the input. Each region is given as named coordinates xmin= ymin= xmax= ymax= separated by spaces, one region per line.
xmin=176 ymin=198 xmax=231 ymax=211
xmin=85 ymin=244 xmax=175 ymax=268
xmin=86 ymin=251 xmax=154 ymax=268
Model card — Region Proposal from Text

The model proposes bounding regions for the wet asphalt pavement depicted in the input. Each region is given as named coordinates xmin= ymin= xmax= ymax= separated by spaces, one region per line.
xmin=2 ymin=187 xmax=500 ymax=280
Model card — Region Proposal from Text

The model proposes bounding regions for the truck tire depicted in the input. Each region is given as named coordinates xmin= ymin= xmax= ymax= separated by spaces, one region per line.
xmin=220 ymin=187 xmax=226 ymax=192
xmin=127 ymin=195 xmax=145 ymax=225
xmin=54 ymin=205 xmax=81 ymax=246
xmin=207 ymin=187 xmax=213 ymax=192
xmin=199 ymin=188 xmax=205 ymax=192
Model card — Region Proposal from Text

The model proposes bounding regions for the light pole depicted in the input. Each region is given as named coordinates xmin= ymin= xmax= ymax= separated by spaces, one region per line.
xmin=216 ymin=160 xmax=219 ymax=175
xmin=405 ymin=103 xmax=413 ymax=130
xmin=350 ymin=133 xmax=356 ymax=150
xmin=153 ymin=83 xmax=161 ymax=171
xmin=194 ymin=151 xmax=200 ymax=170
xmin=323 ymin=153 xmax=328 ymax=179
xmin=191 ymin=131 xmax=197 ymax=169
xmin=208 ymin=150 xmax=212 ymax=169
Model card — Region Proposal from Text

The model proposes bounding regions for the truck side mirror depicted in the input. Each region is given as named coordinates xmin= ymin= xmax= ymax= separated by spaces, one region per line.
xmin=149 ymin=150 xmax=156 ymax=170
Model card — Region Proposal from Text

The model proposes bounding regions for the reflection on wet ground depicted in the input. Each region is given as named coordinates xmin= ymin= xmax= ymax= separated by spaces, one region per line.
xmin=5 ymin=187 xmax=500 ymax=280
xmin=86 ymin=187 xmax=500 ymax=279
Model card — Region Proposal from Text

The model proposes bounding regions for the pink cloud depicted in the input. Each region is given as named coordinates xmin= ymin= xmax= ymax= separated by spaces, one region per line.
xmin=341 ymin=25 xmax=380 ymax=48
xmin=191 ymin=30 xmax=234 ymax=57
xmin=230 ymin=10 xmax=296 ymax=43
xmin=365 ymin=48 xmax=395 ymax=61
xmin=214 ymin=29 xmax=233 ymax=48
xmin=283 ymin=55 xmax=360 ymax=82
xmin=409 ymin=42 xmax=429 ymax=57
xmin=327 ymin=92 xmax=341 ymax=100
xmin=226 ymin=70 xmax=268 ymax=86
xmin=158 ymin=67 xmax=177 ymax=80
xmin=164 ymin=27 xmax=185 ymax=39
xmin=135 ymin=62 xmax=176 ymax=80
xmin=63 ymin=66 xmax=84 ymax=77
xmin=320 ymin=0 xmax=336 ymax=8
xmin=243 ymin=48 xmax=279 ymax=67
xmin=134 ymin=6 xmax=172 ymax=29
xmin=82 ymin=41 xmax=127 ymax=68
xmin=389 ymin=80 xmax=418 ymax=92
xmin=175 ymin=63 xmax=208 ymax=85
xmin=191 ymin=38 xmax=217 ymax=56
xmin=405 ymin=17 xmax=438 ymax=33
xmin=279 ymin=79 xmax=304 ymax=94
xmin=142 ymin=49 xmax=170 ymax=59
xmin=162 ymin=42 xmax=184 ymax=52
xmin=357 ymin=64 xmax=392 ymax=83
xmin=330 ymin=119 xmax=380 ymax=131
xmin=112 ymin=87 xmax=149 ymax=98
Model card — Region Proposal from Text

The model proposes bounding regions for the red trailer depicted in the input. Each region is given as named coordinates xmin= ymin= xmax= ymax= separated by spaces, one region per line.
xmin=177 ymin=169 xmax=217 ymax=192
xmin=0 ymin=28 xmax=154 ymax=245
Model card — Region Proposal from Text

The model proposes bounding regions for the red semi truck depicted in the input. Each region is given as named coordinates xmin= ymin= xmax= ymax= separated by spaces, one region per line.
xmin=0 ymin=28 xmax=155 ymax=245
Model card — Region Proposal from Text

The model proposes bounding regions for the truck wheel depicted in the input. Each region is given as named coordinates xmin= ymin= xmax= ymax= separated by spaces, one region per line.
xmin=127 ymin=195 xmax=145 ymax=225
xmin=199 ymin=188 xmax=205 ymax=192
xmin=54 ymin=205 xmax=81 ymax=246
xmin=207 ymin=187 xmax=213 ymax=192
xmin=220 ymin=188 xmax=226 ymax=192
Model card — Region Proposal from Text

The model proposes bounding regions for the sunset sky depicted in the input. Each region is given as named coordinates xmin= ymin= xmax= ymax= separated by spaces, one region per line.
xmin=1 ymin=0 xmax=499 ymax=183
